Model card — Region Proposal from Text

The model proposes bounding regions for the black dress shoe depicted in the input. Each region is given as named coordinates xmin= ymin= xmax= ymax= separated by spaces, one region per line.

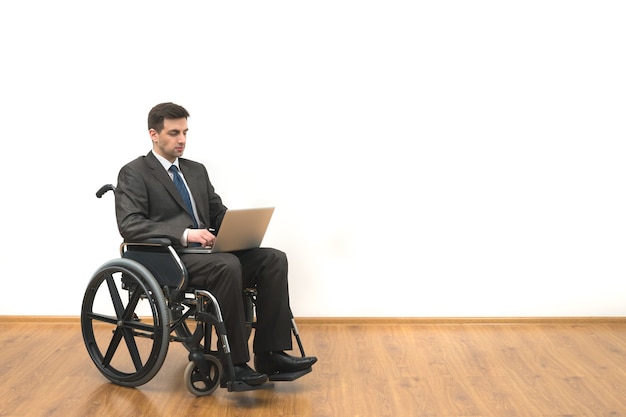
xmin=254 ymin=351 xmax=318 ymax=375
xmin=229 ymin=363 xmax=268 ymax=386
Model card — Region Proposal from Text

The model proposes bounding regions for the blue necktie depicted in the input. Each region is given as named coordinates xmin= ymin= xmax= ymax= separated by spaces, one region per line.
xmin=169 ymin=165 xmax=198 ymax=228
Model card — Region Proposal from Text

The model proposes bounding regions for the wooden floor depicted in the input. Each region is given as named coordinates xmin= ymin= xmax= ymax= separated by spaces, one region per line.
xmin=1 ymin=318 xmax=626 ymax=417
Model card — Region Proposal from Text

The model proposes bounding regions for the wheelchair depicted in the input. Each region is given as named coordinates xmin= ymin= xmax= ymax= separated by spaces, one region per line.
xmin=80 ymin=184 xmax=311 ymax=396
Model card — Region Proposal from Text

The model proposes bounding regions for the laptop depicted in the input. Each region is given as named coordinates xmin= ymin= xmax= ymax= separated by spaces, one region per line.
xmin=180 ymin=207 xmax=275 ymax=254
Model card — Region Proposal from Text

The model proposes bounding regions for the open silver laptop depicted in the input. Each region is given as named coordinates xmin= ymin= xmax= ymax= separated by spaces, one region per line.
xmin=180 ymin=207 xmax=275 ymax=254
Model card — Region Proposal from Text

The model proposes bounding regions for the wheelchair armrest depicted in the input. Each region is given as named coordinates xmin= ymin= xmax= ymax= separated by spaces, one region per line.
xmin=124 ymin=238 xmax=173 ymax=247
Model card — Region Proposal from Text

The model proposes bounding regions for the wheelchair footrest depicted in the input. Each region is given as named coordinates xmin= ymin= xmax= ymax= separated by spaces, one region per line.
xmin=267 ymin=367 xmax=312 ymax=381
xmin=226 ymin=381 xmax=275 ymax=392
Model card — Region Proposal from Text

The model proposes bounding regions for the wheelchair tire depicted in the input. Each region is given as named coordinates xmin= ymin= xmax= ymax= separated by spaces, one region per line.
xmin=184 ymin=354 xmax=223 ymax=396
xmin=81 ymin=258 xmax=170 ymax=387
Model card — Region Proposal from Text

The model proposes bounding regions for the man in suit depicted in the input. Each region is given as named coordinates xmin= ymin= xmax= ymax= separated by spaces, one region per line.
xmin=115 ymin=102 xmax=317 ymax=386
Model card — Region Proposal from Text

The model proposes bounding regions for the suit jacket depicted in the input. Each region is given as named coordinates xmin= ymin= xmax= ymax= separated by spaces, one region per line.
xmin=115 ymin=151 xmax=227 ymax=245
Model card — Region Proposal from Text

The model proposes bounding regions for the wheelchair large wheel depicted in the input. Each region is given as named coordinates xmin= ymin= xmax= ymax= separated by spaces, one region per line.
xmin=81 ymin=258 xmax=170 ymax=387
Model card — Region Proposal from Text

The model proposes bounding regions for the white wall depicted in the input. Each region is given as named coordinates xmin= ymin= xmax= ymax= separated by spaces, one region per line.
xmin=1 ymin=1 xmax=625 ymax=317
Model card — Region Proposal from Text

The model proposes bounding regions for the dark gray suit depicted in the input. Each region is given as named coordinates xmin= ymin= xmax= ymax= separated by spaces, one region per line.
xmin=115 ymin=151 xmax=293 ymax=364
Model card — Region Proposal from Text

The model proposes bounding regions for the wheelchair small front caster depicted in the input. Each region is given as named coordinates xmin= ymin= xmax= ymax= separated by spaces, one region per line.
xmin=184 ymin=354 xmax=223 ymax=396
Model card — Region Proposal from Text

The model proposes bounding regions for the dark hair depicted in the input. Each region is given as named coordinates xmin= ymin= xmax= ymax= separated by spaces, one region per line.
xmin=148 ymin=102 xmax=190 ymax=133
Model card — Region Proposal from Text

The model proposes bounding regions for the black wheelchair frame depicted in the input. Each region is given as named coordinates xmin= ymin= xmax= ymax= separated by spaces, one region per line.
xmin=80 ymin=184 xmax=310 ymax=396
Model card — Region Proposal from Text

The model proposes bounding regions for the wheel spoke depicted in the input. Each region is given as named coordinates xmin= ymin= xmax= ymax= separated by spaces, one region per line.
xmin=122 ymin=326 xmax=144 ymax=371
xmin=102 ymin=326 xmax=124 ymax=367
xmin=122 ymin=287 xmax=144 ymax=322
xmin=84 ymin=312 xmax=118 ymax=325
xmin=105 ymin=272 xmax=126 ymax=319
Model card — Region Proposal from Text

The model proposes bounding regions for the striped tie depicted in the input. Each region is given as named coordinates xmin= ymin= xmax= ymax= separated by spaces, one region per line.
xmin=169 ymin=165 xmax=198 ymax=228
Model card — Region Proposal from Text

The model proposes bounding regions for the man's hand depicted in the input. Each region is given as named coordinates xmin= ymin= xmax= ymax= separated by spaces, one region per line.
xmin=187 ymin=228 xmax=216 ymax=248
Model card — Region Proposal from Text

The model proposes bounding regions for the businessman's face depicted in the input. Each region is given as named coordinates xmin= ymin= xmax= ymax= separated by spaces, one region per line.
xmin=150 ymin=117 xmax=188 ymax=163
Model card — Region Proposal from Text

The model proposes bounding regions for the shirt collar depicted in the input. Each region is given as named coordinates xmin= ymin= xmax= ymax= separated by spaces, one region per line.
xmin=152 ymin=151 xmax=179 ymax=172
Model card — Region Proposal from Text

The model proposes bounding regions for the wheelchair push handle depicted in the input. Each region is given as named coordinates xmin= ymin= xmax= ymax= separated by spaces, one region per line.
xmin=96 ymin=184 xmax=116 ymax=198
